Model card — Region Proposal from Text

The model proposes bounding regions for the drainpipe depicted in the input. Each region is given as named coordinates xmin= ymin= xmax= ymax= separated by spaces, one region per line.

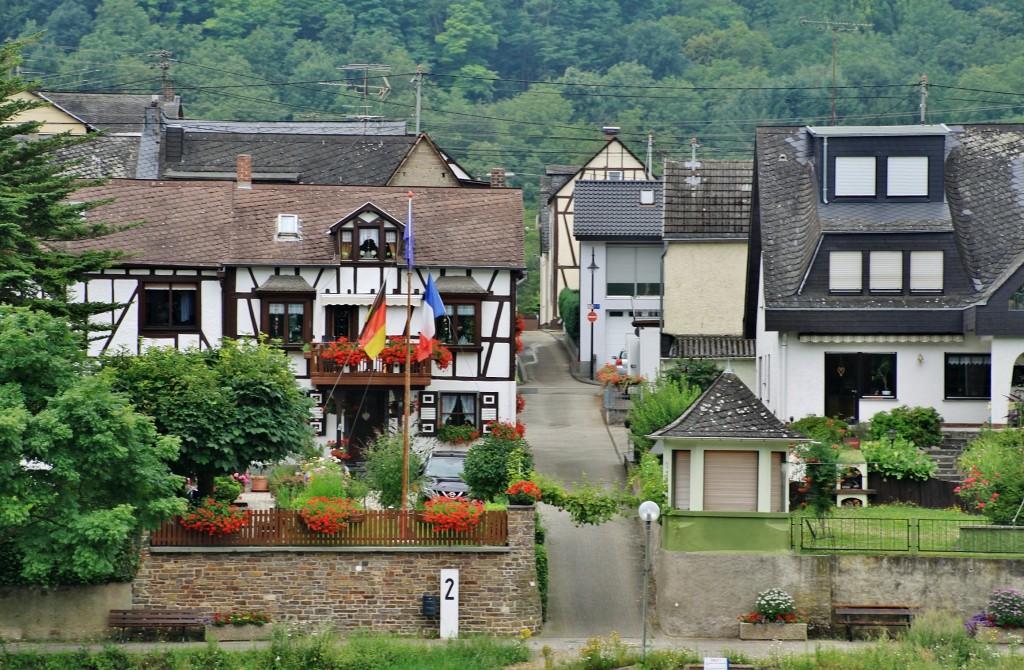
xmin=779 ymin=332 xmax=789 ymax=421
xmin=821 ymin=137 xmax=829 ymax=204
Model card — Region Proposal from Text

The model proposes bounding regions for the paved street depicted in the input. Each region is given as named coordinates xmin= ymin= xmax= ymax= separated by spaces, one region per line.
xmin=518 ymin=330 xmax=646 ymax=643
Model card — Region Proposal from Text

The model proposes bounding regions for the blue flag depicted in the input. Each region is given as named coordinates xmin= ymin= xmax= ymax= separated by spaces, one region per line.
xmin=403 ymin=192 xmax=414 ymax=268
xmin=416 ymin=274 xmax=446 ymax=361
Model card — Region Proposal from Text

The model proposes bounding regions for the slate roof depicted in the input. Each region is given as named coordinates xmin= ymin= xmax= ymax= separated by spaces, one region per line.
xmin=54 ymin=136 xmax=140 ymax=178
xmin=650 ymin=372 xmax=806 ymax=440
xmin=754 ymin=124 xmax=1024 ymax=311
xmin=68 ymin=180 xmax=524 ymax=270
xmin=573 ymin=180 xmax=663 ymax=239
xmin=162 ymin=132 xmax=419 ymax=185
xmin=37 ymin=91 xmax=179 ymax=134
xmin=663 ymin=159 xmax=752 ymax=239
xmin=670 ymin=336 xmax=755 ymax=359
xmin=167 ymin=119 xmax=407 ymax=135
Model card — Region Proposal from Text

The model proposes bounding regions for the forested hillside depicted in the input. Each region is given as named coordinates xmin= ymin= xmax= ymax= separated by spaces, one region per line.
xmin=6 ymin=0 xmax=1024 ymax=193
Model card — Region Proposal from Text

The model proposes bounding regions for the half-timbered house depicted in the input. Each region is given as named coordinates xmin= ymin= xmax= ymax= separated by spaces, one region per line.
xmin=67 ymin=173 xmax=523 ymax=458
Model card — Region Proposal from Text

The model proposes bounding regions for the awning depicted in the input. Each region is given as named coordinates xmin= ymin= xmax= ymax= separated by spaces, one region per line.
xmin=320 ymin=293 xmax=422 ymax=307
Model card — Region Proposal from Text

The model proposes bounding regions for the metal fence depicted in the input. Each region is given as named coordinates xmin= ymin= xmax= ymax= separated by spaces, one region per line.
xmin=794 ymin=516 xmax=1010 ymax=555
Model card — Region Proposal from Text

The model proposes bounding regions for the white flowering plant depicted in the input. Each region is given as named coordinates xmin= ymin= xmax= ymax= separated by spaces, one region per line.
xmin=738 ymin=588 xmax=805 ymax=624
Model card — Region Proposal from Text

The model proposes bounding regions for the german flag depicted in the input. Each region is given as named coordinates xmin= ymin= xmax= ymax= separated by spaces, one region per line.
xmin=358 ymin=286 xmax=387 ymax=360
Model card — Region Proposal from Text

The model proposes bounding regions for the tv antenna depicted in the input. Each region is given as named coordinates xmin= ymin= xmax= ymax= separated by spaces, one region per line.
xmin=799 ymin=18 xmax=870 ymax=125
xmin=320 ymin=64 xmax=391 ymax=120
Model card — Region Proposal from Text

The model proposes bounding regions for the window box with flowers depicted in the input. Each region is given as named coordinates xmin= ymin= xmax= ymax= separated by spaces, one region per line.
xmin=298 ymin=496 xmax=364 ymax=534
xmin=180 ymin=498 xmax=251 ymax=536
xmin=738 ymin=588 xmax=807 ymax=640
xmin=323 ymin=336 xmax=452 ymax=371
xmin=436 ymin=423 xmax=481 ymax=445
xmin=205 ymin=610 xmax=273 ymax=642
xmin=421 ymin=496 xmax=485 ymax=532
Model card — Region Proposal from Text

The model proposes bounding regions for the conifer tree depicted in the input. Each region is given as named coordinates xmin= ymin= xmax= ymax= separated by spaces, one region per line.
xmin=0 ymin=37 xmax=124 ymax=335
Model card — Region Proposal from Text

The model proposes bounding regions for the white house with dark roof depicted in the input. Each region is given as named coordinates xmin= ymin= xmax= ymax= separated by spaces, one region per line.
xmin=67 ymin=176 xmax=524 ymax=459
xmin=573 ymin=179 xmax=663 ymax=380
xmin=749 ymin=123 xmax=1024 ymax=429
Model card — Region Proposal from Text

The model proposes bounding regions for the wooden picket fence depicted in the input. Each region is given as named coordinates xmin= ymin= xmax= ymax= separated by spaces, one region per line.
xmin=150 ymin=509 xmax=508 ymax=548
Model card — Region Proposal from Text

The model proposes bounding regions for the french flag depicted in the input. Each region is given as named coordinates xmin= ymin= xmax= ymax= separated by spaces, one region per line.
xmin=416 ymin=274 xmax=445 ymax=362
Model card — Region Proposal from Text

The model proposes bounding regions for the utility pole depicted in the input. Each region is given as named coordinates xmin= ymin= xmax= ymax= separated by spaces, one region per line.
xmin=919 ymin=74 xmax=928 ymax=124
xmin=799 ymin=18 xmax=870 ymax=125
xmin=645 ymin=132 xmax=653 ymax=178
xmin=412 ymin=65 xmax=423 ymax=134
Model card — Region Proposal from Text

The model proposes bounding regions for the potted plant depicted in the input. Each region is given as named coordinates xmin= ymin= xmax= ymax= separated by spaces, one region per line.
xmin=179 ymin=497 xmax=251 ymax=536
xmin=298 ymin=496 xmax=363 ymax=534
xmin=421 ymin=496 xmax=486 ymax=532
xmin=506 ymin=480 xmax=541 ymax=506
xmin=872 ymin=359 xmax=893 ymax=395
xmin=205 ymin=610 xmax=273 ymax=642
xmin=738 ymin=588 xmax=808 ymax=640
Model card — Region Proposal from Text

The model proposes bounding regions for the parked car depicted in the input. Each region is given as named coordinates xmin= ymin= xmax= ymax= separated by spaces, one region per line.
xmin=420 ymin=451 xmax=469 ymax=500
xmin=613 ymin=349 xmax=629 ymax=375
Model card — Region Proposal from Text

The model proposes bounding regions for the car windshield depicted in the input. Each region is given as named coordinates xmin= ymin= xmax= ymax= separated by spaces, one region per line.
xmin=425 ymin=457 xmax=464 ymax=478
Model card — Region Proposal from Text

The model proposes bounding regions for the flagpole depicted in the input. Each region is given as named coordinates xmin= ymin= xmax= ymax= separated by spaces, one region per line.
xmin=401 ymin=192 xmax=414 ymax=510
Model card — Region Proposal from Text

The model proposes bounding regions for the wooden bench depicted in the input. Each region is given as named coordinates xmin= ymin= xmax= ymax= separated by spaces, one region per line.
xmin=108 ymin=609 xmax=205 ymax=641
xmin=834 ymin=604 xmax=918 ymax=640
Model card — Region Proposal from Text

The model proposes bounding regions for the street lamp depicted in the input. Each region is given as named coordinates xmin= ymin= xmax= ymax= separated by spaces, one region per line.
xmin=638 ymin=500 xmax=661 ymax=660
xmin=588 ymin=248 xmax=599 ymax=379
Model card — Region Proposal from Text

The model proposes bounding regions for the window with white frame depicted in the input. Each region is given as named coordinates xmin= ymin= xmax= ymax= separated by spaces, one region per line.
xmin=910 ymin=251 xmax=943 ymax=292
xmin=870 ymin=251 xmax=903 ymax=292
xmin=441 ymin=393 xmax=477 ymax=427
xmin=829 ymin=251 xmax=862 ymax=292
xmin=606 ymin=246 xmax=661 ymax=296
xmin=887 ymin=156 xmax=928 ymax=197
xmin=834 ymin=156 xmax=876 ymax=196
xmin=276 ymin=214 xmax=300 ymax=239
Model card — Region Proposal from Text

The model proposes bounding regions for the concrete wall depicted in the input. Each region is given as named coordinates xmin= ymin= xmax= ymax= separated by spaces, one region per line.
xmin=0 ymin=583 xmax=131 ymax=641
xmin=655 ymin=552 xmax=1024 ymax=638
xmin=663 ymin=242 xmax=747 ymax=337
xmin=133 ymin=508 xmax=540 ymax=636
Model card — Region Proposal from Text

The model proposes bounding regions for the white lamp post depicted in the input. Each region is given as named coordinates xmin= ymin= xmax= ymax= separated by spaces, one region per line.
xmin=638 ymin=500 xmax=661 ymax=659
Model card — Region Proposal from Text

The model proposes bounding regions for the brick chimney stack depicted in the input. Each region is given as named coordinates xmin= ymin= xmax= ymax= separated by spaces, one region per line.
xmin=490 ymin=168 xmax=507 ymax=188
xmin=162 ymin=82 xmax=176 ymax=103
xmin=236 ymin=154 xmax=252 ymax=189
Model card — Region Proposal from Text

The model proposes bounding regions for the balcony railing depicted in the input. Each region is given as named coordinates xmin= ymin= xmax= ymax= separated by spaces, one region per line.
xmin=305 ymin=342 xmax=433 ymax=386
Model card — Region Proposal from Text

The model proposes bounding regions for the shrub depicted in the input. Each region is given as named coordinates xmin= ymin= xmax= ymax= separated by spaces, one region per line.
xmin=792 ymin=440 xmax=839 ymax=517
xmin=790 ymin=415 xmax=848 ymax=446
xmin=557 ymin=287 xmax=580 ymax=345
xmin=627 ymin=376 xmax=701 ymax=453
xmin=630 ymin=449 xmax=667 ymax=510
xmin=464 ymin=436 xmax=534 ymax=501
xmin=867 ymin=405 xmax=944 ymax=448
xmin=862 ymin=436 xmax=937 ymax=481
xmin=535 ymin=542 xmax=549 ymax=621
xmin=362 ymin=430 xmax=422 ymax=508
xmin=661 ymin=357 xmax=723 ymax=392
xmin=957 ymin=429 xmax=1024 ymax=523
xmin=211 ymin=475 xmax=243 ymax=504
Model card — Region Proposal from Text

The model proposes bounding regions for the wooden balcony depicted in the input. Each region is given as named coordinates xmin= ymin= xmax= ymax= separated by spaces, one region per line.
xmin=305 ymin=342 xmax=433 ymax=386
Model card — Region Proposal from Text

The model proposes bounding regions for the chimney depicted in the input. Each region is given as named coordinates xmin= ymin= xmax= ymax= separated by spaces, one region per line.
xmin=602 ymin=126 xmax=620 ymax=139
xmin=490 ymin=168 xmax=507 ymax=188
xmin=236 ymin=154 xmax=252 ymax=189
xmin=162 ymin=82 xmax=176 ymax=103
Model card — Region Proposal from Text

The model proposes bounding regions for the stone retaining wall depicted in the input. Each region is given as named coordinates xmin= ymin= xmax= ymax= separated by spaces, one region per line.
xmin=134 ymin=507 xmax=540 ymax=636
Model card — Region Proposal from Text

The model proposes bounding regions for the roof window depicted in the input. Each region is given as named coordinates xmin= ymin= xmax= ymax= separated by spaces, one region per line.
xmin=276 ymin=214 xmax=301 ymax=240
xmin=640 ymin=189 xmax=655 ymax=205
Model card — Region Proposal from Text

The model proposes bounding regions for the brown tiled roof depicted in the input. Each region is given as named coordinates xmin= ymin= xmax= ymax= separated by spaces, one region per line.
xmin=664 ymin=159 xmax=752 ymax=239
xmin=68 ymin=180 xmax=524 ymax=269
xmin=650 ymin=372 xmax=805 ymax=440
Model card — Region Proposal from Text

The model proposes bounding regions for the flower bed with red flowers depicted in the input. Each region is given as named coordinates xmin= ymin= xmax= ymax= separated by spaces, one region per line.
xmin=210 ymin=610 xmax=272 ymax=627
xmin=180 ymin=498 xmax=251 ymax=536
xmin=422 ymin=496 xmax=486 ymax=532
xmin=299 ymin=496 xmax=362 ymax=534
xmin=506 ymin=480 xmax=541 ymax=504
xmin=737 ymin=612 xmax=806 ymax=624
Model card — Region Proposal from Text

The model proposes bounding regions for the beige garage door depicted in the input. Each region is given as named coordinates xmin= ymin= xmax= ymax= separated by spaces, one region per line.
xmin=703 ymin=450 xmax=757 ymax=511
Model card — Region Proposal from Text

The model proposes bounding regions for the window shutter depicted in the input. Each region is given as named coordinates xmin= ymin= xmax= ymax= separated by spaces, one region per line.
xmin=829 ymin=251 xmax=862 ymax=292
xmin=835 ymin=156 xmax=876 ymax=196
xmin=479 ymin=393 xmax=498 ymax=431
xmin=771 ymin=452 xmax=784 ymax=513
xmin=672 ymin=450 xmax=691 ymax=510
xmin=703 ymin=451 xmax=758 ymax=512
xmin=418 ymin=391 xmax=437 ymax=434
xmin=887 ymin=156 xmax=928 ymax=196
xmin=910 ymin=251 xmax=943 ymax=292
xmin=870 ymin=251 xmax=903 ymax=291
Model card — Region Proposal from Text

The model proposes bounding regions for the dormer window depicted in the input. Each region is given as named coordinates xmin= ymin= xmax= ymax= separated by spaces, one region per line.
xmin=276 ymin=214 xmax=300 ymax=240
xmin=829 ymin=251 xmax=862 ymax=293
xmin=910 ymin=251 xmax=943 ymax=293
xmin=330 ymin=206 xmax=404 ymax=264
xmin=835 ymin=157 xmax=876 ymax=197
xmin=870 ymin=251 xmax=903 ymax=293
